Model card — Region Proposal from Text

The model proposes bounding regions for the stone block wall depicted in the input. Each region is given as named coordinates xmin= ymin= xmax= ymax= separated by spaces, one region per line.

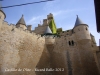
xmin=0 ymin=22 xmax=46 ymax=75
xmin=0 ymin=20 xmax=100 ymax=75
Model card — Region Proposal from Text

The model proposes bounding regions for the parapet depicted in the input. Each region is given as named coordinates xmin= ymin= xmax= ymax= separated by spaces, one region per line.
xmin=27 ymin=25 xmax=32 ymax=31
xmin=47 ymin=13 xmax=53 ymax=20
xmin=9 ymin=23 xmax=16 ymax=28
xmin=43 ymin=19 xmax=48 ymax=25
xmin=38 ymin=24 xmax=41 ymax=27
xmin=3 ymin=21 xmax=9 ymax=25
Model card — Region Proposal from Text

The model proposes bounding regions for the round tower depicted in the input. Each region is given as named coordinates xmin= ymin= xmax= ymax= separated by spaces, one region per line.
xmin=73 ymin=15 xmax=91 ymax=44
xmin=16 ymin=15 xmax=27 ymax=30
xmin=43 ymin=26 xmax=55 ymax=45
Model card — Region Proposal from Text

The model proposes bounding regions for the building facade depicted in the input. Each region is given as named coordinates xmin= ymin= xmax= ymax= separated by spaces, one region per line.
xmin=0 ymin=7 xmax=100 ymax=75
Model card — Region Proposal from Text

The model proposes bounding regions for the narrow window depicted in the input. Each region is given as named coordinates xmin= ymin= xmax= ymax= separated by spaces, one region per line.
xmin=69 ymin=41 xmax=71 ymax=46
xmin=92 ymin=45 xmax=93 ymax=47
xmin=72 ymin=40 xmax=74 ymax=46
xmin=86 ymin=27 xmax=88 ymax=30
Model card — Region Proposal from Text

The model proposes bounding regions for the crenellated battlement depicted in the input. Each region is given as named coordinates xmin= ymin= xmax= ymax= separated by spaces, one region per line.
xmin=0 ymin=13 xmax=94 ymax=47
xmin=3 ymin=21 xmax=9 ymax=25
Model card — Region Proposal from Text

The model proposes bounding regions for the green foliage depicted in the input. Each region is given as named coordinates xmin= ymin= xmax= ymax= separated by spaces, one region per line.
xmin=57 ymin=28 xmax=62 ymax=33
xmin=49 ymin=19 xmax=57 ymax=34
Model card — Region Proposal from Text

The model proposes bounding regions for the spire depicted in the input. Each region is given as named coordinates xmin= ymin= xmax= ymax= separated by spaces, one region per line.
xmin=44 ymin=26 xmax=52 ymax=34
xmin=74 ymin=15 xmax=85 ymax=27
xmin=16 ymin=15 xmax=26 ymax=26
xmin=90 ymin=33 xmax=94 ymax=37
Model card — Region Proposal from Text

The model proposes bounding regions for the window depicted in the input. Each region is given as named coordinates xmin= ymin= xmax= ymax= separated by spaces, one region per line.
xmin=72 ymin=40 xmax=74 ymax=46
xmin=92 ymin=45 xmax=93 ymax=47
xmin=69 ymin=41 xmax=71 ymax=46
xmin=68 ymin=40 xmax=75 ymax=46
xmin=86 ymin=27 xmax=88 ymax=30
xmin=78 ymin=29 xmax=80 ymax=31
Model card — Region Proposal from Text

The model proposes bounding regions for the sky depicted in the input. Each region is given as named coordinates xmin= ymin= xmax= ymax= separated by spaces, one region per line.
xmin=1 ymin=0 xmax=100 ymax=46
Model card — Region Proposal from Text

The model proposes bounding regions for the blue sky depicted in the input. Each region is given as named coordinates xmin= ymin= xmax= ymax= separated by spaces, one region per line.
xmin=2 ymin=0 xmax=100 ymax=46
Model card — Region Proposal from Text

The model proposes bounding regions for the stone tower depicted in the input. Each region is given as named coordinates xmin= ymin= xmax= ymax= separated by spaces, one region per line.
xmin=73 ymin=15 xmax=91 ymax=41
xmin=47 ymin=13 xmax=54 ymax=24
xmin=16 ymin=15 xmax=27 ymax=30
xmin=44 ymin=26 xmax=55 ymax=45
xmin=73 ymin=15 xmax=100 ymax=75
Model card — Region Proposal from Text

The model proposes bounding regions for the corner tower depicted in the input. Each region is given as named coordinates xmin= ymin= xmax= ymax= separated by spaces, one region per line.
xmin=16 ymin=15 xmax=27 ymax=30
xmin=73 ymin=15 xmax=100 ymax=75
xmin=73 ymin=15 xmax=91 ymax=43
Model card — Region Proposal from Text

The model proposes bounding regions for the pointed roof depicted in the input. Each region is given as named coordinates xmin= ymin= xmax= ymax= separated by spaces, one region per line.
xmin=90 ymin=33 xmax=94 ymax=37
xmin=0 ymin=4 xmax=6 ymax=19
xmin=16 ymin=15 xmax=26 ymax=26
xmin=44 ymin=26 xmax=52 ymax=34
xmin=74 ymin=15 xmax=85 ymax=26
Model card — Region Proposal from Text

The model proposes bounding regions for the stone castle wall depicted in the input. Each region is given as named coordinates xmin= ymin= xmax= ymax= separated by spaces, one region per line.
xmin=0 ymin=21 xmax=46 ymax=75
xmin=0 ymin=16 xmax=100 ymax=75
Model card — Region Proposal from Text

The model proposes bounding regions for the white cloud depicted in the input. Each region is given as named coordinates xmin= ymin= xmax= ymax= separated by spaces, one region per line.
xmin=43 ymin=0 xmax=60 ymax=11
xmin=27 ymin=15 xmax=44 ymax=24
xmin=52 ymin=9 xmax=76 ymax=17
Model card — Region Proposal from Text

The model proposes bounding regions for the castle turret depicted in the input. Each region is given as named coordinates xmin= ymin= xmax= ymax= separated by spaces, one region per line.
xmin=16 ymin=15 xmax=27 ymax=30
xmin=73 ymin=15 xmax=91 ymax=43
xmin=47 ymin=13 xmax=54 ymax=23
xmin=73 ymin=16 xmax=100 ymax=75
xmin=44 ymin=25 xmax=52 ymax=34
xmin=43 ymin=26 xmax=55 ymax=45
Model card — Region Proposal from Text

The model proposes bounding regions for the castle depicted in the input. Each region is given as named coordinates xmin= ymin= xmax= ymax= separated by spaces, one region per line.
xmin=0 ymin=6 xmax=100 ymax=75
